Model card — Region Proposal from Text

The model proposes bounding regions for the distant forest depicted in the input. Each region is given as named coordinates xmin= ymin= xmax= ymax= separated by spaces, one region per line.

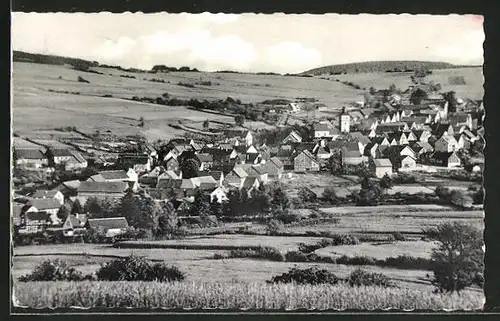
xmin=302 ymin=61 xmax=479 ymax=76
xmin=13 ymin=51 xmax=99 ymax=68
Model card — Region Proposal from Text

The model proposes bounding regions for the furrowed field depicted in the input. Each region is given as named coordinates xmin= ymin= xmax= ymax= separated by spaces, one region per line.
xmin=13 ymin=281 xmax=483 ymax=310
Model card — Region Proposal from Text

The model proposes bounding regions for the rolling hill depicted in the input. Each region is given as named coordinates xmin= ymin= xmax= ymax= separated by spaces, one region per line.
xmin=302 ymin=61 xmax=478 ymax=76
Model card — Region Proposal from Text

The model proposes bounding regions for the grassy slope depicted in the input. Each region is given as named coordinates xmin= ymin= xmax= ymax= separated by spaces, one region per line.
xmin=12 ymin=61 xmax=363 ymax=141
xmin=302 ymin=61 xmax=463 ymax=75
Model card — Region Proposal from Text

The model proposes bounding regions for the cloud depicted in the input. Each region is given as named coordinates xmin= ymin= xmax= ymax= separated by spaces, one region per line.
xmin=434 ymin=30 xmax=484 ymax=64
xmin=94 ymin=30 xmax=256 ymax=71
xmin=265 ymin=42 xmax=323 ymax=73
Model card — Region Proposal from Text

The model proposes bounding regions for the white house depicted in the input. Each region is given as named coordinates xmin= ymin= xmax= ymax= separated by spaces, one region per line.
xmin=32 ymin=190 xmax=64 ymax=206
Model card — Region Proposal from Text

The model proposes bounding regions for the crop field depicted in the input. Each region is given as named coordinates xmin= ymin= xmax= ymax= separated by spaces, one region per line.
xmin=13 ymin=280 xmax=483 ymax=310
xmin=332 ymin=67 xmax=483 ymax=100
xmin=315 ymin=241 xmax=438 ymax=260
xmin=12 ymin=62 xmax=364 ymax=140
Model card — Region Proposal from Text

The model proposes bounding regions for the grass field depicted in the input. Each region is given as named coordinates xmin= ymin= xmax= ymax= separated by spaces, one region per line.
xmin=12 ymin=61 xmax=364 ymax=140
xmin=315 ymin=241 xmax=438 ymax=260
xmin=13 ymin=281 xmax=483 ymax=310
xmin=332 ymin=67 xmax=483 ymax=100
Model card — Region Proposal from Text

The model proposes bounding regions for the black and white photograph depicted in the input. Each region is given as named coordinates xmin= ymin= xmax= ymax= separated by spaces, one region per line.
xmin=10 ymin=12 xmax=485 ymax=311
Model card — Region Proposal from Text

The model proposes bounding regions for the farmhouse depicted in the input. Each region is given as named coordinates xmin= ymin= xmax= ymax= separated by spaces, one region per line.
xmin=27 ymin=198 xmax=62 ymax=224
xmin=62 ymin=214 xmax=87 ymax=237
xmin=18 ymin=211 xmax=50 ymax=234
xmin=195 ymin=153 xmax=214 ymax=171
xmin=210 ymin=186 xmax=228 ymax=203
xmin=281 ymin=130 xmax=303 ymax=144
xmin=14 ymin=148 xmax=48 ymax=168
xmin=294 ymin=150 xmax=320 ymax=172
xmin=434 ymin=135 xmax=459 ymax=153
xmin=85 ymin=217 xmax=129 ymax=238
xmin=432 ymin=151 xmax=462 ymax=168
xmin=119 ymin=154 xmax=152 ymax=174
xmin=370 ymin=158 xmax=393 ymax=178
xmin=164 ymin=157 xmax=180 ymax=172
xmin=224 ymin=167 xmax=248 ymax=189
xmin=77 ymin=181 xmax=130 ymax=200
xmin=32 ymin=190 xmax=64 ymax=206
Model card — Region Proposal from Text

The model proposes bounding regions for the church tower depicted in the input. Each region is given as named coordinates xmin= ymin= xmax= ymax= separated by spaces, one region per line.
xmin=340 ymin=107 xmax=350 ymax=133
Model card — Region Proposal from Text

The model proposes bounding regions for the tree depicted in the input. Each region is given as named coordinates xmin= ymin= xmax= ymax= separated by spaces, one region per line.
xmin=472 ymin=188 xmax=484 ymax=205
xmin=443 ymin=91 xmax=458 ymax=113
xmin=234 ymin=115 xmax=245 ymax=127
xmin=298 ymin=187 xmax=317 ymax=204
xmin=356 ymin=177 xmax=381 ymax=206
xmin=322 ymin=187 xmax=339 ymax=205
xmin=83 ymin=197 xmax=118 ymax=218
xmin=190 ymin=189 xmax=213 ymax=226
xmin=251 ymin=185 xmax=271 ymax=215
xmin=449 ymin=190 xmax=473 ymax=209
xmin=57 ymin=204 xmax=70 ymax=221
xmin=119 ymin=190 xmax=163 ymax=232
xmin=328 ymin=150 xmax=343 ymax=174
xmin=388 ymin=84 xmax=397 ymax=95
xmin=203 ymin=119 xmax=210 ymax=130
xmin=409 ymin=88 xmax=428 ymax=105
xmin=180 ymin=158 xmax=200 ymax=179
xmin=425 ymin=222 xmax=483 ymax=293
xmin=224 ymin=189 xmax=242 ymax=217
xmin=71 ymin=199 xmax=83 ymax=215
xmin=210 ymin=200 xmax=223 ymax=217
xmin=138 ymin=117 xmax=145 ymax=127
xmin=157 ymin=201 xmax=178 ymax=236
xmin=379 ymin=173 xmax=394 ymax=193
xmin=270 ymin=183 xmax=291 ymax=216
xmin=369 ymin=87 xmax=377 ymax=95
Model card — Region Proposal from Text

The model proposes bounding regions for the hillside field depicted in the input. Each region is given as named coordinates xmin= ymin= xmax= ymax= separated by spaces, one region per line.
xmin=12 ymin=62 xmax=364 ymax=141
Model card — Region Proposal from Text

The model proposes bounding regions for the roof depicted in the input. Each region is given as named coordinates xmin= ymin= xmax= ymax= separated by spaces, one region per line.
xmin=432 ymin=151 xmax=457 ymax=162
xmin=87 ymin=217 xmax=129 ymax=230
xmin=269 ymin=157 xmax=284 ymax=169
xmin=251 ymin=165 xmax=268 ymax=175
xmin=62 ymin=180 xmax=81 ymax=190
xmin=32 ymin=190 xmax=60 ymax=198
xmin=78 ymin=181 xmax=129 ymax=194
xmin=199 ymin=182 xmax=219 ymax=190
xmin=12 ymin=203 xmax=24 ymax=220
xmin=98 ymin=170 xmax=130 ymax=180
xmin=25 ymin=211 xmax=50 ymax=221
xmin=373 ymin=158 xmax=392 ymax=167
xmin=156 ymin=178 xmax=182 ymax=189
xmin=231 ymin=167 xmax=248 ymax=178
xmin=180 ymin=179 xmax=195 ymax=190
xmin=50 ymin=149 xmax=74 ymax=157
xmin=246 ymin=153 xmax=261 ymax=163
xmin=196 ymin=153 xmax=214 ymax=163
xmin=313 ymin=122 xmax=331 ymax=132
xmin=66 ymin=214 xmax=86 ymax=228
xmin=242 ymin=177 xmax=259 ymax=189
xmin=297 ymin=149 xmax=317 ymax=162
xmin=14 ymin=148 xmax=46 ymax=160
xmin=29 ymin=198 xmax=61 ymax=210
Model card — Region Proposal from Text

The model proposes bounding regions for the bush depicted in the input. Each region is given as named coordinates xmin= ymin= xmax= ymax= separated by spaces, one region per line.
xmin=391 ymin=232 xmax=407 ymax=241
xmin=18 ymin=259 xmax=92 ymax=282
xmin=269 ymin=266 xmax=339 ymax=285
xmin=266 ymin=219 xmax=285 ymax=235
xmin=347 ymin=268 xmax=393 ymax=287
xmin=383 ymin=255 xmax=433 ymax=270
xmin=96 ymin=255 xmax=185 ymax=282
xmin=77 ymin=76 xmax=90 ymax=83
xmin=337 ymin=255 xmax=376 ymax=266
xmin=228 ymin=246 xmax=285 ymax=262
xmin=285 ymin=251 xmax=310 ymax=262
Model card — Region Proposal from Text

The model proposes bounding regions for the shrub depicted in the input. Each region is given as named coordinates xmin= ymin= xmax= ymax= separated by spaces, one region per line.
xmin=228 ymin=246 xmax=285 ymax=262
xmin=266 ymin=219 xmax=285 ymax=235
xmin=96 ymin=255 xmax=185 ymax=282
xmin=383 ymin=255 xmax=433 ymax=270
xmin=337 ymin=255 xmax=376 ymax=266
xmin=391 ymin=232 xmax=407 ymax=241
xmin=269 ymin=266 xmax=339 ymax=285
xmin=347 ymin=268 xmax=393 ymax=287
xmin=285 ymin=251 xmax=310 ymax=262
xmin=18 ymin=259 xmax=92 ymax=282
xmin=77 ymin=76 xmax=90 ymax=83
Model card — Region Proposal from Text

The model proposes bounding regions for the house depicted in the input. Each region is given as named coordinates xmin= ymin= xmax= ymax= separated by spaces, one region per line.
xmin=85 ymin=217 xmax=129 ymax=238
xmin=164 ymin=157 xmax=180 ymax=172
xmin=313 ymin=122 xmax=332 ymax=138
xmin=412 ymin=129 xmax=432 ymax=143
xmin=410 ymin=141 xmax=434 ymax=156
xmin=261 ymin=157 xmax=284 ymax=180
xmin=17 ymin=211 xmax=50 ymax=234
xmin=119 ymin=154 xmax=152 ymax=173
xmin=349 ymin=132 xmax=371 ymax=154
xmin=51 ymin=180 xmax=81 ymax=197
xmin=455 ymin=134 xmax=472 ymax=150
xmin=207 ymin=171 xmax=224 ymax=186
xmin=195 ymin=153 xmax=214 ymax=171
xmin=192 ymin=176 xmax=219 ymax=191
xmin=210 ymin=186 xmax=228 ymax=203
xmin=139 ymin=166 xmax=167 ymax=186
xmin=281 ymin=130 xmax=303 ymax=144
xmin=275 ymin=147 xmax=294 ymax=170
xmin=164 ymin=144 xmax=191 ymax=161
xmin=431 ymin=123 xmax=454 ymax=138
xmin=369 ymin=158 xmax=393 ymax=178
xmin=241 ymin=176 xmax=260 ymax=196
xmin=91 ymin=169 xmax=138 ymax=183
xmin=387 ymin=131 xmax=409 ymax=146
xmin=340 ymin=108 xmax=351 ymax=133
xmin=32 ymin=190 xmax=64 ymax=206
xmin=249 ymin=165 xmax=269 ymax=184
xmin=372 ymin=136 xmax=390 ymax=146
xmin=62 ymin=214 xmax=87 ymax=237
xmin=47 ymin=148 xmax=88 ymax=170
xmin=28 ymin=198 xmax=62 ymax=225
xmin=364 ymin=142 xmax=379 ymax=159
xmin=399 ymin=155 xmax=417 ymax=170
xmin=244 ymin=131 xmax=254 ymax=147
xmin=77 ymin=181 xmax=130 ymax=200
xmin=382 ymin=145 xmax=416 ymax=160
xmin=434 ymin=135 xmax=459 ymax=153
xmin=433 ymin=151 xmax=462 ymax=168
xmin=448 ymin=113 xmax=473 ymax=129
xmin=294 ymin=150 xmax=320 ymax=172
xmin=245 ymin=152 xmax=263 ymax=165
xmin=224 ymin=167 xmax=249 ymax=189
xmin=13 ymin=148 xmax=48 ymax=168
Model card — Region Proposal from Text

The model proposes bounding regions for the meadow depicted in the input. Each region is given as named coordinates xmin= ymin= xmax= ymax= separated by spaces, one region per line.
xmin=12 ymin=61 xmax=364 ymax=141
xmin=332 ymin=67 xmax=483 ymax=100
xmin=13 ymin=281 xmax=483 ymax=310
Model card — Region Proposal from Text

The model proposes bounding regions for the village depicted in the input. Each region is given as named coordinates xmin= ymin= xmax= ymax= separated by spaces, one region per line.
xmin=11 ymin=76 xmax=485 ymax=244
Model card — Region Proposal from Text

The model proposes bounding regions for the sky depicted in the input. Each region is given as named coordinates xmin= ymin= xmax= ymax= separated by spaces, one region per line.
xmin=11 ymin=13 xmax=484 ymax=74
